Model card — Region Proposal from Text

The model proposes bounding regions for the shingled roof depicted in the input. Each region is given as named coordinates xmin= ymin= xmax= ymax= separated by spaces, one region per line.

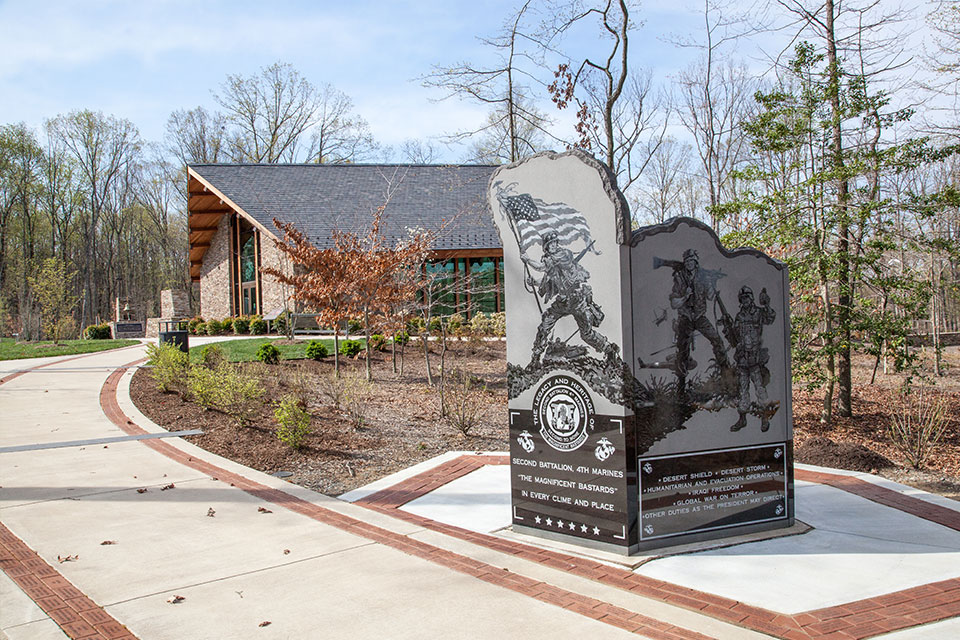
xmin=188 ymin=163 xmax=500 ymax=251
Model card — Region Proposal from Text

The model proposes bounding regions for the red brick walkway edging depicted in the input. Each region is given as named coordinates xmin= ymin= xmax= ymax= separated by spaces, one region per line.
xmin=357 ymin=455 xmax=960 ymax=639
xmin=0 ymin=523 xmax=137 ymax=640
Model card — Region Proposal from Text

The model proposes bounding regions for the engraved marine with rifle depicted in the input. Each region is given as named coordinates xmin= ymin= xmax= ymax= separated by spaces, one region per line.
xmin=661 ymin=249 xmax=730 ymax=394
xmin=728 ymin=285 xmax=776 ymax=432
xmin=525 ymin=232 xmax=619 ymax=367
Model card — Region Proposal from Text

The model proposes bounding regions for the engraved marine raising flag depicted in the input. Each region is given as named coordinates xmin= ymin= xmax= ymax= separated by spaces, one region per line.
xmin=500 ymin=192 xmax=592 ymax=255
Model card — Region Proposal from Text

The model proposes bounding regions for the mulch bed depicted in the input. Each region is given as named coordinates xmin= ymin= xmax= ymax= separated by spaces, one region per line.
xmin=131 ymin=341 xmax=960 ymax=499
xmin=130 ymin=340 xmax=510 ymax=496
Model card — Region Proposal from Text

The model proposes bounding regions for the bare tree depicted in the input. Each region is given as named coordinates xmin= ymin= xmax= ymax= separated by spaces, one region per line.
xmin=635 ymin=137 xmax=692 ymax=225
xmin=670 ymin=1 xmax=758 ymax=232
xmin=165 ymin=106 xmax=227 ymax=165
xmin=424 ymin=0 xmax=556 ymax=163
xmin=302 ymin=84 xmax=378 ymax=163
xmin=398 ymin=139 xmax=441 ymax=164
xmin=920 ymin=0 xmax=960 ymax=140
xmin=214 ymin=62 xmax=322 ymax=163
xmin=47 ymin=110 xmax=141 ymax=326
xmin=547 ymin=0 xmax=668 ymax=192
xmin=464 ymin=93 xmax=551 ymax=163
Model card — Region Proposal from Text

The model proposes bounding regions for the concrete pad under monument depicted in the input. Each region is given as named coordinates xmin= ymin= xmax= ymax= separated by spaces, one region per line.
xmin=488 ymin=150 xmax=793 ymax=554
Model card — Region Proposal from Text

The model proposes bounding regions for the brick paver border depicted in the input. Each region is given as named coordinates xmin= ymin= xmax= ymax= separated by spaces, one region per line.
xmin=356 ymin=455 xmax=960 ymax=639
xmin=0 ymin=523 xmax=137 ymax=640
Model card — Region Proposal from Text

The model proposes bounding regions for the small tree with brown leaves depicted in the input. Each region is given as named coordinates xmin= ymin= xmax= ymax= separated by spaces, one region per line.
xmin=334 ymin=206 xmax=435 ymax=381
xmin=263 ymin=219 xmax=355 ymax=377
xmin=265 ymin=207 xmax=437 ymax=382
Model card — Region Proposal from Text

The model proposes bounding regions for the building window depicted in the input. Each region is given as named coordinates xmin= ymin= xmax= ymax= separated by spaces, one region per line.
xmin=423 ymin=256 xmax=504 ymax=318
xmin=231 ymin=215 xmax=261 ymax=316
xmin=469 ymin=257 xmax=497 ymax=315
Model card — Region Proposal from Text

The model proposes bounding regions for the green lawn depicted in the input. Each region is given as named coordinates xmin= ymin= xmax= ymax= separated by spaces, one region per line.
xmin=0 ymin=338 xmax=140 ymax=361
xmin=188 ymin=337 xmax=346 ymax=363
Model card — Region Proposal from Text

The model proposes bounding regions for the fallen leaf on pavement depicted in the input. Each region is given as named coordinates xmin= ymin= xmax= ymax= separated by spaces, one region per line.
xmin=57 ymin=555 xmax=78 ymax=563
xmin=161 ymin=483 xmax=175 ymax=491
xmin=136 ymin=488 xmax=148 ymax=494
xmin=167 ymin=595 xmax=185 ymax=604
xmin=283 ymin=549 xmax=290 ymax=555
xmin=100 ymin=540 xmax=117 ymax=545
xmin=258 ymin=507 xmax=272 ymax=513
xmin=207 ymin=508 xmax=216 ymax=517
xmin=259 ymin=621 xmax=271 ymax=627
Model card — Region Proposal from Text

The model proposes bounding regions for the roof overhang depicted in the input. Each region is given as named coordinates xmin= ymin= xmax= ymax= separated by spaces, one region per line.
xmin=186 ymin=167 xmax=279 ymax=282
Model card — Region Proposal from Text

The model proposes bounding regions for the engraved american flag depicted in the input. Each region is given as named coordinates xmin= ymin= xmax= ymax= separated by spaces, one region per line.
xmin=502 ymin=193 xmax=592 ymax=254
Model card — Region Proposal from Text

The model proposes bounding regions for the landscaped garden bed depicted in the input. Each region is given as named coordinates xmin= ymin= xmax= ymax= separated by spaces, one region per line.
xmin=130 ymin=339 xmax=960 ymax=499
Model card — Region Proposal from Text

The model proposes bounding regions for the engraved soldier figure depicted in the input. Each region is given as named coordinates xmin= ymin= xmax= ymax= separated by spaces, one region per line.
xmin=525 ymin=232 xmax=618 ymax=366
xmin=669 ymin=249 xmax=729 ymax=389
xmin=730 ymin=286 xmax=776 ymax=432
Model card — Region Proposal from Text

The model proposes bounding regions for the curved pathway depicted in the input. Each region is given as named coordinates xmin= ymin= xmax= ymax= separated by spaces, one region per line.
xmin=1 ymin=345 xmax=958 ymax=639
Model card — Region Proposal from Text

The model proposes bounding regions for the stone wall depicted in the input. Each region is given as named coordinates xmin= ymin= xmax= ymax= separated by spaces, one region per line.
xmin=197 ymin=216 xmax=290 ymax=320
xmin=199 ymin=215 xmax=233 ymax=320
xmin=258 ymin=231 xmax=290 ymax=316
xmin=160 ymin=289 xmax=191 ymax=318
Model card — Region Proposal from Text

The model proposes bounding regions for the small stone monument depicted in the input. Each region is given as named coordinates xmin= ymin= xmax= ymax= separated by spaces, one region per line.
xmin=489 ymin=150 xmax=793 ymax=554
xmin=110 ymin=298 xmax=145 ymax=339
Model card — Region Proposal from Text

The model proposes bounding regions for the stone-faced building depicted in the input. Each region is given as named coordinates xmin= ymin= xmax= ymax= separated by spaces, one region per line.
xmin=187 ymin=164 xmax=503 ymax=320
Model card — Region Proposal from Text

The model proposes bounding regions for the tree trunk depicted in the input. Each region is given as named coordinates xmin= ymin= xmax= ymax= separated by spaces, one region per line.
xmin=333 ymin=327 xmax=341 ymax=378
xmin=363 ymin=308 xmax=372 ymax=381
xmin=423 ymin=327 xmax=434 ymax=387
xmin=821 ymin=280 xmax=834 ymax=426
xmin=825 ymin=0 xmax=853 ymax=418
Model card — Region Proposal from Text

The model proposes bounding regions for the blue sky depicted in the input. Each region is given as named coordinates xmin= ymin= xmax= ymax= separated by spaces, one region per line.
xmin=0 ymin=0 xmax=935 ymax=162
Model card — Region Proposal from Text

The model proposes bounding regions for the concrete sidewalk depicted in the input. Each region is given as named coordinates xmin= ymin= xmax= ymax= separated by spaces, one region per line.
xmin=1 ymin=345 xmax=958 ymax=640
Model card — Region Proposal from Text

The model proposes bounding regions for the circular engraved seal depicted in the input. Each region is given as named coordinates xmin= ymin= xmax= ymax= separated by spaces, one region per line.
xmin=532 ymin=375 xmax=595 ymax=452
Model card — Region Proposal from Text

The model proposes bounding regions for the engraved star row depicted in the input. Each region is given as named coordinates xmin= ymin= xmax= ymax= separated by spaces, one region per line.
xmin=534 ymin=515 xmax=601 ymax=536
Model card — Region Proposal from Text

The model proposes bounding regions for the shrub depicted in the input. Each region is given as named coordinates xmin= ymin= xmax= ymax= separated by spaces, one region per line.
xmin=347 ymin=318 xmax=363 ymax=334
xmin=231 ymin=316 xmax=250 ymax=334
xmin=305 ymin=340 xmax=329 ymax=360
xmin=188 ymin=363 xmax=264 ymax=425
xmin=316 ymin=372 xmax=346 ymax=408
xmin=83 ymin=323 xmax=111 ymax=340
xmin=257 ymin=342 xmax=281 ymax=364
xmin=187 ymin=317 xmax=204 ymax=334
xmin=342 ymin=373 xmax=373 ymax=428
xmin=446 ymin=313 xmax=464 ymax=334
xmin=887 ymin=385 xmax=951 ymax=469
xmin=339 ymin=339 xmax=364 ymax=357
xmin=249 ymin=316 xmax=267 ymax=335
xmin=192 ymin=321 xmax=206 ymax=335
xmin=145 ymin=342 xmax=189 ymax=394
xmin=443 ymin=369 xmax=487 ymax=436
xmin=205 ymin=319 xmax=223 ymax=335
xmin=274 ymin=395 xmax=312 ymax=449
xmin=393 ymin=331 xmax=409 ymax=346
xmin=407 ymin=317 xmax=425 ymax=333
xmin=200 ymin=344 xmax=226 ymax=368
xmin=428 ymin=317 xmax=442 ymax=333
xmin=490 ymin=312 xmax=506 ymax=337
xmin=273 ymin=311 xmax=290 ymax=336
xmin=469 ymin=312 xmax=494 ymax=336
xmin=369 ymin=334 xmax=386 ymax=351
